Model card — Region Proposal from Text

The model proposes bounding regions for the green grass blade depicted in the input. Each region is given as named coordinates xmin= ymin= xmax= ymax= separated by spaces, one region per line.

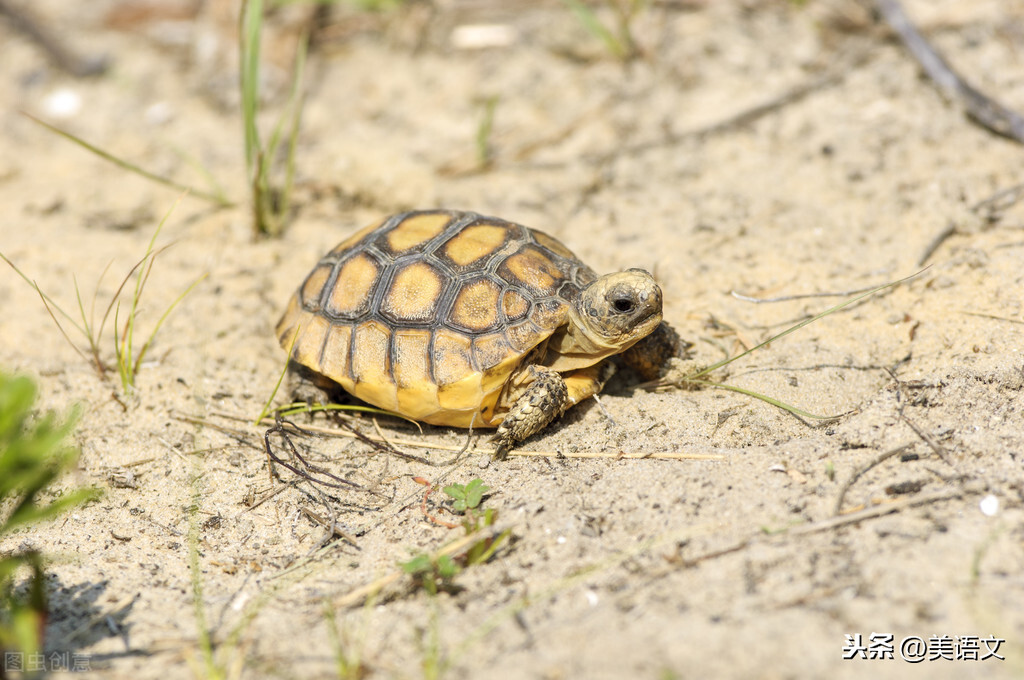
xmin=167 ymin=143 xmax=233 ymax=206
xmin=187 ymin=482 xmax=221 ymax=679
xmin=132 ymin=272 xmax=208 ymax=378
xmin=0 ymin=252 xmax=88 ymax=338
xmin=278 ymin=32 xmax=308 ymax=230
xmin=240 ymin=0 xmax=264 ymax=175
xmin=272 ymin=402 xmax=424 ymax=429
xmin=561 ymin=0 xmax=627 ymax=60
xmin=255 ymin=325 xmax=300 ymax=426
xmin=475 ymin=95 xmax=499 ymax=167
xmin=114 ymin=302 xmax=130 ymax=392
xmin=687 ymin=379 xmax=836 ymax=421
xmin=23 ymin=113 xmax=233 ymax=207
xmin=72 ymin=275 xmax=103 ymax=367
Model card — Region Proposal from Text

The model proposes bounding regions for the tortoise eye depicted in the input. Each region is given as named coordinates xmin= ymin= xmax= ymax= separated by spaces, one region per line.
xmin=612 ymin=297 xmax=635 ymax=313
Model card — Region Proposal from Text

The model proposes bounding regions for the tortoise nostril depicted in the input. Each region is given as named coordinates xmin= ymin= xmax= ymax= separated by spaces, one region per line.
xmin=613 ymin=298 xmax=635 ymax=313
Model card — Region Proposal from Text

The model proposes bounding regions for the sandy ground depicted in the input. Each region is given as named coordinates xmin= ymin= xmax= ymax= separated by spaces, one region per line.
xmin=2 ymin=1 xmax=1024 ymax=678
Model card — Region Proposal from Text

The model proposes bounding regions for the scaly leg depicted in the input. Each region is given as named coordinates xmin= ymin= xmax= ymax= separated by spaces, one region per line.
xmin=493 ymin=363 xmax=613 ymax=457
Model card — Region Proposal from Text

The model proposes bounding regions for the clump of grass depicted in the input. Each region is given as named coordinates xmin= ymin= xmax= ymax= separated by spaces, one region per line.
xmin=27 ymin=0 xmax=312 ymax=239
xmin=324 ymin=599 xmax=374 ymax=680
xmin=0 ymin=373 xmax=100 ymax=660
xmin=0 ymin=197 xmax=207 ymax=396
xmin=240 ymin=0 xmax=309 ymax=237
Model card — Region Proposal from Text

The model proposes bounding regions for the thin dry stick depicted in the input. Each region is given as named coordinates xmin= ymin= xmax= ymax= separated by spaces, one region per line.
xmin=963 ymin=311 xmax=1024 ymax=326
xmin=876 ymin=0 xmax=1024 ymax=143
xmin=179 ymin=411 xmax=726 ymax=463
xmin=247 ymin=413 xmax=725 ymax=461
xmin=918 ymin=222 xmax=957 ymax=266
xmin=731 ymin=283 xmax=889 ymax=304
xmin=621 ymin=47 xmax=870 ymax=156
xmin=832 ymin=442 xmax=916 ymax=516
xmin=301 ymin=507 xmax=359 ymax=547
xmin=916 ymin=168 xmax=1024 ymax=265
xmin=0 ymin=0 xmax=107 ymax=76
xmin=899 ymin=410 xmax=957 ymax=471
xmin=798 ymin=488 xmax=963 ymax=536
xmin=887 ymin=367 xmax=958 ymax=471
xmin=971 ymin=181 xmax=1024 ymax=217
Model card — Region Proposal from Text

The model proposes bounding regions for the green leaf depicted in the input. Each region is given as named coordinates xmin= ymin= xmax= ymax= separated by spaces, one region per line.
xmin=401 ymin=554 xmax=432 ymax=576
xmin=442 ymin=483 xmax=466 ymax=501
xmin=463 ymin=479 xmax=489 ymax=510
xmin=0 ymin=372 xmax=97 ymax=658
xmin=435 ymin=555 xmax=459 ymax=580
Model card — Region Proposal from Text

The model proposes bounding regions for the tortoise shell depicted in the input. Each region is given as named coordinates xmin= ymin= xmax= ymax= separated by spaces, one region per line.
xmin=276 ymin=210 xmax=598 ymax=427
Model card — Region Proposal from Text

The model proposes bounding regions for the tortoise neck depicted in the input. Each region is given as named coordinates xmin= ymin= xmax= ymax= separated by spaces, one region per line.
xmin=542 ymin=307 xmax=623 ymax=372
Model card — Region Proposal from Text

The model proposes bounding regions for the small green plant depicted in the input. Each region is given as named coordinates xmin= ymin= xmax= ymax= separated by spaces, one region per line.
xmin=324 ymin=601 xmax=373 ymax=680
xmin=441 ymin=480 xmax=508 ymax=561
xmin=562 ymin=0 xmax=647 ymax=61
xmin=0 ymin=198 xmax=206 ymax=396
xmin=474 ymin=96 xmax=500 ymax=170
xmin=0 ymin=373 xmax=99 ymax=661
xmin=442 ymin=479 xmax=489 ymax=514
xmin=400 ymin=478 xmax=507 ymax=593
xmin=240 ymin=0 xmax=308 ymax=237
xmin=401 ymin=553 xmax=461 ymax=596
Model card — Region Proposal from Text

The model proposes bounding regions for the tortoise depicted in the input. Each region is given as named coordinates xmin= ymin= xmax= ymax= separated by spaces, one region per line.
xmin=276 ymin=210 xmax=685 ymax=455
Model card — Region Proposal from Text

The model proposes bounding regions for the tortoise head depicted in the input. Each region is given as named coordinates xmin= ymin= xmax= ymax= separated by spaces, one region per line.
xmin=571 ymin=268 xmax=663 ymax=352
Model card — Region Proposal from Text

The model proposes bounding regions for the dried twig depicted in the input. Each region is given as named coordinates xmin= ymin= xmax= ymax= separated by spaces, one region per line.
xmin=798 ymin=489 xmax=963 ymax=535
xmin=876 ymin=0 xmax=1024 ymax=143
xmin=201 ymin=410 xmax=726 ymax=461
xmin=731 ymin=283 xmax=889 ymax=304
xmin=833 ymin=442 xmax=916 ymax=515
xmin=300 ymin=506 xmax=359 ymax=546
xmin=263 ymin=417 xmax=378 ymax=494
xmin=0 ymin=0 xmax=108 ymax=76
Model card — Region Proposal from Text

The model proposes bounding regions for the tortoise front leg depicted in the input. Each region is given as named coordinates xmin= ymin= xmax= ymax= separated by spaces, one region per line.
xmin=493 ymin=363 xmax=613 ymax=458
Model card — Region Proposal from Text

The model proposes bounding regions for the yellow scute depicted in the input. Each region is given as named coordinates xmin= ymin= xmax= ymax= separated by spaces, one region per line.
xmin=386 ymin=212 xmax=451 ymax=253
xmin=444 ymin=224 xmax=509 ymax=266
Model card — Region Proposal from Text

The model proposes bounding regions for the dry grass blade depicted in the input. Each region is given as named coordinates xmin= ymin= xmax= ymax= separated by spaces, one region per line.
xmin=255 ymin=416 xmax=724 ymax=460
xmin=963 ymin=311 xmax=1024 ymax=325
xmin=800 ymin=489 xmax=964 ymax=535
xmin=693 ymin=269 xmax=927 ymax=382
xmin=185 ymin=411 xmax=726 ymax=461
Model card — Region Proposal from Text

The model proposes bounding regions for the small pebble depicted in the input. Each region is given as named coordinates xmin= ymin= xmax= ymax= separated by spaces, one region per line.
xmin=451 ymin=24 xmax=518 ymax=50
xmin=979 ymin=494 xmax=999 ymax=517
xmin=43 ymin=88 xmax=82 ymax=119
